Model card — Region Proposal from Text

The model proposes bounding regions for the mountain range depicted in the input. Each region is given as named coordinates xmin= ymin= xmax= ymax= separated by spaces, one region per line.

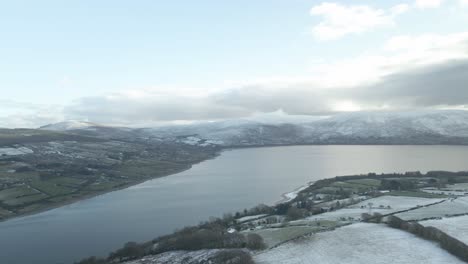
xmin=39 ymin=110 xmax=468 ymax=146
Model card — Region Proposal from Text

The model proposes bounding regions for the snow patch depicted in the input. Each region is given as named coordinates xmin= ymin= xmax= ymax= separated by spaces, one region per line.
xmin=396 ymin=196 xmax=468 ymax=221
xmin=236 ymin=214 xmax=268 ymax=223
xmin=420 ymin=215 xmax=468 ymax=245
xmin=0 ymin=147 xmax=34 ymax=156
xmin=349 ymin=195 xmax=444 ymax=211
xmin=255 ymin=223 xmax=464 ymax=264
xmin=124 ymin=249 xmax=236 ymax=264
xmin=39 ymin=120 xmax=100 ymax=131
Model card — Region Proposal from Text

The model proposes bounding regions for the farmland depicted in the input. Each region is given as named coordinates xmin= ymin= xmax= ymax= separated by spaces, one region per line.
xmin=396 ymin=197 xmax=468 ymax=221
xmin=420 ymin=215 xmax=468 ymax=244
xmin=84 ymin=170 xmax=468 ymax=264
xmin=254 ymin=223 xmax=464 ymax=264
xmin=0 ymin=128 xmax=220 ymax=221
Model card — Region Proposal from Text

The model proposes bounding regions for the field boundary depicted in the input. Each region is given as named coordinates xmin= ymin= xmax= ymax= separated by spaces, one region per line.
xmin=387 ymin=215 xmax=468 ymax=262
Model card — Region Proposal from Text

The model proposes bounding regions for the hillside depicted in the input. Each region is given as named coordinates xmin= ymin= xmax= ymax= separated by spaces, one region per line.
xmin=0 ymin=128 xmax=219 ymax=221
xmin=38 ymin=110 xmax=468 ymax=147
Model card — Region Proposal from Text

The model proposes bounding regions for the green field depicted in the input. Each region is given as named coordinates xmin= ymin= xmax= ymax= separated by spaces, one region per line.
xmin=346 ymin=179 xmax=381 ymax=186
xmin=388 ymin=190 xmax=447 ymax=198
xmin=0 ymin=186 xmax=39 ymax=200
xmin=3 ymin=193 xmax=47 ymax=206
xmin=246 ymin=220 xmax=338 ymax=248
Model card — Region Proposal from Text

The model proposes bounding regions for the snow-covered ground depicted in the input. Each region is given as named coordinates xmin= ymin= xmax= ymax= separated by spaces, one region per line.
xmin=315 ymin=196 xmax=367 ymax=208
xmin=246 ymin=226 xmax=318 ymax=248
xmin=254 ymin=223 xmax=464 ymax=264
xmin=307 ymin=110 xmax=468 ymax=138
xmin=348 ymin=195 xmax=444 ymax=210
xmin=301 ymin=196 xmax=443 ymax=222
xmin=0 ymin=147 xmax=34 ymax=156
xmin=421 ymin=187 xmax=467 ymax=196
xmin=444 ymin=183 xmax=468 ymax=192
xmin=179 ymin=136 xmax=202 ymax=145
xmin=236 ymin=214 xmax=268 ymax=223
xmin=39 ymin=120 xmax=99 ymax=130
xmin=279 ymin=183 xmax=313 ymax=203
xmin=396 ymin=196 xmax=468 ymax=221
xmin=445 ymin=183 xmax=468 ymax=191
xmin=124 ymin=249 xmax=223 ymax=264
xmin=420 ymin=215 xmax=468 ymax=245
xmin=38 ymin=110 xmax=468 ymax=147
xmin=177 ymin=136 xmax=220 ymax=147
xmin=305 ymin=208 xmax=389 ymax=222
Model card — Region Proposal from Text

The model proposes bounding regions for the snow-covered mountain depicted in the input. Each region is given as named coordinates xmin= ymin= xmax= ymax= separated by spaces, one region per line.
xmin=302 ymin=110 xmax=468 ymax=141
xmin=39 ymin=121 xmax=101 ymax=131
xmin=241 ymin=109 xmax=325 ymax=124
xmin=40 ymin=110 xmax=468 ymax=146
xmin=144 ymin=110 xmax=468 ymax=146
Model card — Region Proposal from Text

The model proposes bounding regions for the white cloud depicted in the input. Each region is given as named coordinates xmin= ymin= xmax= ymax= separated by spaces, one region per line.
xmin=60 ymin=31 xmax=468 ymax=125
xmin=384 ymin=32 xmax=468 ymax=52
xmin=5 ymin=31 xmax=468 ymax=128
xmin=0 ymin=100 xmax=64 ymax=128
xmin=390 ymin=4 xmax=411 ymax=15
xmin=298 ymin=32 xmax=468 ymax=89
xmin=309 ymin=2 xmax=406 ymax=40
xmin=460 ymin=0 xmax=468 ymax=7
xmin=414 ymin=0 xmax=444 ymax=9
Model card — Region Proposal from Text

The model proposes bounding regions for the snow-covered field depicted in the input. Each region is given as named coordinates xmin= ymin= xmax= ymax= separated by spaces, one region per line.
xmin=124 ymin=249 xmax=223 ymax=264
xmin=304 ymin=196 xmax=444 ymax=222
xmin=316 ymin=196 xmax=367 ymax=208
xmin=0 ymin=147 xmax=33 ymax=156
xmin=421 ymin=188 xmax=467 ymax=196
xmin=236 ymin=214 xmax=268 ymax=223
xmin=420 ymin=215 xmax=468 ymax=244
xmin=247 ymin=226 xmax=318 ymax=248
xmin=305 ymin=208 xmax=388 ymax=222
xmin=348 ymin=195 xmax=444 ymax=210
xmin=446 ymin=183 xmax=468 ymax=191
xmin=396 ymin=197 xmax=468 ymax=221
xmin=254 ymin=223 xmax=464 ymax=264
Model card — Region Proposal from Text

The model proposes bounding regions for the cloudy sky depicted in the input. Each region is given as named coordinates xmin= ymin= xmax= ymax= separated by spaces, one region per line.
xmin=1 ymin=0 xmax=468 ymax=128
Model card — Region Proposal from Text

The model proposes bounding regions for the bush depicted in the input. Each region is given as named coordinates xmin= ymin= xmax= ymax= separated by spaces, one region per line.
xmin=108 ymin=242 xmax=145 ymax=261
xmin=156 ymin=226 xmax=249 ymax=252
xmin=74 ymin=256 xmax=108 ymax=264
xmin=372 ymin=212 xmax=383 ymax=223
xmin=275 ymin=203 xmax=291 ymax=215
xmin=212 ymin=249 xmax=255 ymax=264
xmin=386 ymin=216 xmax=468 ymax=262
xmin=387 ymin=216 xmax=404 ymax=228
xmin=246 ymin=233 xmax=266 ymax=250
xmin=361 ymin=213 xmax=372 ymax=222
xmin=286 ymin=207 xmax=305 ymax=220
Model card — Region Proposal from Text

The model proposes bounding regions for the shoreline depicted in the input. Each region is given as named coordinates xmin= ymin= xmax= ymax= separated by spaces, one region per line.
xmin=3 ymin=144 xmax=467 ymax=223
xmin=0 ymin=166 xmax=192 ymax=223
xmin=225 ymin=143 xmax=468 ymax=150
xmin=275 ymin=181 xmax=315 ymax=205
xmin=0 ymin=151 xmax=223 ymax=223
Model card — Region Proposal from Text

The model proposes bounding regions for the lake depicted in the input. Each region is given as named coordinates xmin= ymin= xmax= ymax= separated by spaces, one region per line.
xmin=2 ymin=145 xmax=468 ymax=264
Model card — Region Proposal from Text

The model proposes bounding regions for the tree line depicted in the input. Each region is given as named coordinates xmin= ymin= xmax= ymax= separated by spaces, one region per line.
xmin=387 ymin=216 xmax=468 ymax=262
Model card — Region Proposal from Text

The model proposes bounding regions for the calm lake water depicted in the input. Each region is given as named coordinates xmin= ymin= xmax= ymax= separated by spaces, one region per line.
xmin=2 ymin=145 xmax=468 ymax=264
